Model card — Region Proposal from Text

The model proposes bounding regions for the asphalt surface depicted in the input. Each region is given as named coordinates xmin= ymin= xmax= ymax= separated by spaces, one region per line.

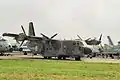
xmin=0 ymin=52 xmax=120 ymax=63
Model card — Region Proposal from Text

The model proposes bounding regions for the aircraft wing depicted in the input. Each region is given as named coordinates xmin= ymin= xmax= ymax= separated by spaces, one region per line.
xmin=2 ymin=33 xmax=19 ymax=37
xmin=27 ymin=36 xmax=43 ymax=41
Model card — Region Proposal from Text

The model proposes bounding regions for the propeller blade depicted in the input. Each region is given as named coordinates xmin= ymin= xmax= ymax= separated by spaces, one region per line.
xmin=40 ymin=33 xmax=49 ymax=39
xmin=16 ymin=40 xmax=20 ymax=44
xmin=19 ymin=39 xmax=25 ymax=47
xmin=86 ymin=38 xmax=91 ymax=41
xmin=77 ymin=35 xmax=82 ymax=41
xmin=51 ymin=33 xmax=57 ymax=39
xmin=99 ymin=34 xmax=102 ymax=41
xmin=93 ymin=37 xmax=96 ymax=40
xmin=21 ymin=25 xmax=26 ymax=35
xmin=100 ymin=43 xmax=104 ymax=49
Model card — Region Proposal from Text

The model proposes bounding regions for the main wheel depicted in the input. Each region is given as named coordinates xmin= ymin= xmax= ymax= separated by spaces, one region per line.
xmin=75 ymin=56 xmax=81 ymax=61
xmin=24 ymin=52 xmax=27 ymax=55
xmin=34 ymin=53 xmax=37 ymax=55
xmin=44 ymin=56 xmax=47 ymax=59
xmin=63 ymin=57 xmax=66 ymax=60
xmin=58 ymin=56 xmax=62 ymax=60
xmin=48 ymin=57 xmax=51 ymax=59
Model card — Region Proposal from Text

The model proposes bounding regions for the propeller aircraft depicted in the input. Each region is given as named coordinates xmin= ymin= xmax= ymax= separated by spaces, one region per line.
xmin=3 ymin=22 xmax=92 ymax=60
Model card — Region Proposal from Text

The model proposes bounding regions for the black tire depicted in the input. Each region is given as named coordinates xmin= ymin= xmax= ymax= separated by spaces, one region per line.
xmin=24 ymin=52 xmax=27 ymax=55
xmin=75 ymin=56 xmax=81 ymax=61
xmin=63 ymin=57 xmax=66 ymax=60
xmin=48 ymin=57 xmax=51 ymax=59
xmin=110 ymin=54 xmax=114 ymax=59
xmin=34 ymin=53 xmax=37 ymax=55
xmin=58 ymin=56 xmax=62 ymax=60
xmin=44 ymin=56 xmax=47 ymax=59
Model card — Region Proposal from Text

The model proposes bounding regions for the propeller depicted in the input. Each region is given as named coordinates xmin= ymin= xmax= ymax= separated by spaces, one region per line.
xmin=51 ymin=33 xmax=57 ymax=39
xmin=97 ymin=34 xmax=102 ymax=44
xmin=40 ymin=33 xmax=57 ymax=40
xmin=40 ymin=33 xmax=57 ymax=46
xmin=85 ymin=38 xmax=91 ymax=41
xmin=21 ymin=25 xmax=26 ymax=35
xmin=77 ymin=35 xmax=83 ymax=41
xmin=100 ymin=44 xmax=104 ymax=49
xmin=20 ymin=39 xmax=25 ymax=47
xmin=99 ymin=34 xmax=102 ymax=41
xmin=19 ymin=25 xmax=27 ymax=47
xmin=40 ymin=33 xmax=49 ymax=39
xmin=15 ymin=39 xmax=20 ymax=44
xmin=77 ymin=35 xmax=91 ymax=42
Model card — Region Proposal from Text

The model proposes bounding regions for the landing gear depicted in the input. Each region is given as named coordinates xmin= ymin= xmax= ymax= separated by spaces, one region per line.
xmin=34 ymin=53 xmax=37 ymax=55
xmin=24 ymin=52 xmax=27 ymax=55
xmin=48 ymin=57 xmax=51 ymax=59
xmin=75 ymin=56 xmax=81 ymax=61
xmin=63 ymin=57 xmax=66 ymax=60
xmin=44 ymin=56 xmax=52 ymax=59
xmin=58 ymin=56 xmax=62 ymax=60
xmin=44 ymin=56 xmax=47 ymax=59
xmin=58 ymin=56 xmax=66 ymax=60
xmin=110 ymin=54 xmax=114 ymax=59
xmin=0 ymin=52 xmax=4 ymax=56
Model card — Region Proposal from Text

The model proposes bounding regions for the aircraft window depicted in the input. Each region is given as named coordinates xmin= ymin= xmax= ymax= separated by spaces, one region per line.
xmin=73 ymin=42 xmax=76 ymax=45
xmin=9 ymin=45 xmax=11 ymax=47
xmin=77 ymin=42 xmax=79 ymax=45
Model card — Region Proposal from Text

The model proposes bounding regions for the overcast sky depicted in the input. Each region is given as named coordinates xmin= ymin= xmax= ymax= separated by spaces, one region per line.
xmin=0 ymin=0 xmax=120 ymax=44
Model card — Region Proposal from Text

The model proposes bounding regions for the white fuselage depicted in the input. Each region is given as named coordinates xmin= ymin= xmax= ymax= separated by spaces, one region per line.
xmin=0 ymin=39 xmax=11 ymax=52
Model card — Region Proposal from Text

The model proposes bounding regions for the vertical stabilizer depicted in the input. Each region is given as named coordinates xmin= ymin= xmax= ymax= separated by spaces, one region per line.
xmin=107 ymin=36 xmax=114 ymax=45
xmin=28 ymin=22 xmax=35 ymax=36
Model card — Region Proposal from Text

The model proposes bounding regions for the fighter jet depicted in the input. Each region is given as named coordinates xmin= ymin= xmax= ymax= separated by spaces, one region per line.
xmin=3 ymin=22 xmax=92 ymax=60
xmin=101 ymin=36 xmax=120 ymax=59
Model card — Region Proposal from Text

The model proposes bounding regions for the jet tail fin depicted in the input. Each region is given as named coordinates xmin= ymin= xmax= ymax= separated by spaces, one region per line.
xmin=107 ymin=36 xmax=114 ymax=45
xmin=28 ymin=22 xmax=35 ymax=36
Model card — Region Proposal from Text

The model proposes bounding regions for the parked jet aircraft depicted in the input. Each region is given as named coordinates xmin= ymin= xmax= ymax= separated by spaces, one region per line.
xmin=3 ymin=22 xmax=92 ymax=60
xmin=101 ymin=36 xmax=120 ymax=59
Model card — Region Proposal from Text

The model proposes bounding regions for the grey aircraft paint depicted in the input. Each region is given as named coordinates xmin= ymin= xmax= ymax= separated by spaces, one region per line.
xmin=3 ymin=22 xmax=92 ymax=60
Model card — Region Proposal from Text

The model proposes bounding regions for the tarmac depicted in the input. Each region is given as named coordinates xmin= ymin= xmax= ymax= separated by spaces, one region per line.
xmin=0 ymin=52 xmax=120 ymax=63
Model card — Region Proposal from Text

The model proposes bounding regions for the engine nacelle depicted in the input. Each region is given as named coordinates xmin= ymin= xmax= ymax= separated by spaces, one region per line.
xmin=15 ymin=33 xmax=26 ymax=41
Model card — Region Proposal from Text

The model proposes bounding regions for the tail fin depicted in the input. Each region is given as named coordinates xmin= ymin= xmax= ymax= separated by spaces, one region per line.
xmin=28 ymin=22 xmax=35 ymax=36
xmin=107 ymin=36 xmax=114 ymax=45
xmin=99 ymin=34 xmax=102 ymax=41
